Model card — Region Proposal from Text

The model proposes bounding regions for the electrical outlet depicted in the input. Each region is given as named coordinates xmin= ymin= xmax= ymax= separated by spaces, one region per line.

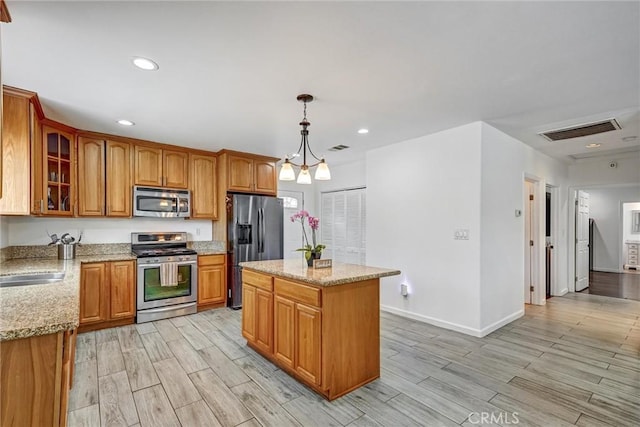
xmin=196 ymin=228 xmax=201 ymax=236
xmin=454 ymin=229 xmax=470 ymax=240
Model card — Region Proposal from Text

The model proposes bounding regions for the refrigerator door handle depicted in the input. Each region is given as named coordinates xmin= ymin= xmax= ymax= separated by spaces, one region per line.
xmin=256 ymin=208 xmax=262 ymax=254
xmin=259 ymin=208 xmax=265 ymax=253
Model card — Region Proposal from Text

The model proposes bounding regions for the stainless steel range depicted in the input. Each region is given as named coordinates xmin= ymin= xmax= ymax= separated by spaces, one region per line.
xmin=132 ymin=232 xmax=198 ymax=323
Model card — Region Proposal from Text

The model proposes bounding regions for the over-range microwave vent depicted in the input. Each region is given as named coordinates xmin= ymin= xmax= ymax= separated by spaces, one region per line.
xmin=539 ymin=118 xmax=621 ymax=141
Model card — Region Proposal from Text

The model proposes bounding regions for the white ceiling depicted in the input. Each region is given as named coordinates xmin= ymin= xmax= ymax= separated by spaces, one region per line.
xmin=2 ymin=1 xmax=639 ymax=166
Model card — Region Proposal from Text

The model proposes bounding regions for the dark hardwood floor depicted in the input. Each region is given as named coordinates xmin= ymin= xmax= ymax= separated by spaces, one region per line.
xmin=581 ymin=271 xmax=640 ymax=301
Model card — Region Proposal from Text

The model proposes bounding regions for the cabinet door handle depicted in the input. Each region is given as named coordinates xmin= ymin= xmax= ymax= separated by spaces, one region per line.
xmin=40 ymin=200 xmax=44 ymax=213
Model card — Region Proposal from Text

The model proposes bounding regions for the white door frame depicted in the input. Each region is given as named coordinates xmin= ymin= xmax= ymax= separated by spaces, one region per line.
xmin=524 ymin=174 xmax=545 ymax=305
xmin=546 ymin=184 xmax=560 ymax=297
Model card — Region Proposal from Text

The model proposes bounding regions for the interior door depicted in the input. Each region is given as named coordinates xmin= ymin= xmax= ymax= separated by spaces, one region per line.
xmin=575 ymin=190 xmax=590 ymax=292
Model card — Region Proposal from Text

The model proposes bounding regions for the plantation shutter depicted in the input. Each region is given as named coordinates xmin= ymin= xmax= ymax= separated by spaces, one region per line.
xmin=320 ymin=188 xmax=366 ymax=265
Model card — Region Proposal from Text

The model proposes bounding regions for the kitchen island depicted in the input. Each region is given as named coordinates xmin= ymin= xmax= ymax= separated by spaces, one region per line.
xmin=239 ymin=259 xmax=400 ymax=400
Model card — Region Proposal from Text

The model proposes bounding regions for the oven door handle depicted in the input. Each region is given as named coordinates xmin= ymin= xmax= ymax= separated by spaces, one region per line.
xmin=138 ymin=261 xmax=197 ymax=269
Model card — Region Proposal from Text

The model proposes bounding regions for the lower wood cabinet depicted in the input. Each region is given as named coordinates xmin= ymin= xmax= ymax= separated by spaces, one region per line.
xmin=0 ymin=329 xmax=76 ymax=427
xmin=197 ymin=254 xmax=226 ymax=309
xmin=241 ymin=270 xmax=380 ymax=400
xmin=274 ymin=294 xmax=322 ymax=385
xmin=79 ymin=260 xmax=136 ymax=331
xmin=241 ymin=270 xmax=274 ymax=355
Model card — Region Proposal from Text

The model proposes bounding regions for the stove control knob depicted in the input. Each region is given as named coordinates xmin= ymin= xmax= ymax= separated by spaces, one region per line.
xmin=154 ymin=258 xmax=159 ymax=263
xmin=178 ymin=257 xmax=184 ymax=261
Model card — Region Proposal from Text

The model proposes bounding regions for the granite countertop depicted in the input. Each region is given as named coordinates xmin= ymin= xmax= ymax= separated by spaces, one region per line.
xmin=196 ymin=250 xmax=228 ymax=256
xmin=239 ymin=259 xmax=401 ymax=287
xmin=0 ymin=253 xmax=136 ymax=341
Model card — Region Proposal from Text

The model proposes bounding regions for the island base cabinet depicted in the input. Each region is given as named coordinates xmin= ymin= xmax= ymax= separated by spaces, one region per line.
xmin=0 ymin=330 xmax=75 ymax=427
xmin=242 ymin=283 xmax=274 ymax=354
xmin=243 ymin=271 xmax=380 ymax=400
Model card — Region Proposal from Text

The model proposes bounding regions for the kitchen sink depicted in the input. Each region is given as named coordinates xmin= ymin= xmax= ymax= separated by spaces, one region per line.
xmin=0 ymin=272 xmax=66 ymax=288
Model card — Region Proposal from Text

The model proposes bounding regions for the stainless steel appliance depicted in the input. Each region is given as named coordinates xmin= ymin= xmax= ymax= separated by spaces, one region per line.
xmin=133 ymin=186 xmax=191 ymax=218
xmin=228 ymin=194 xmax=283 ymax=308
xmin=132 ymin=232 xmax=198 ymax=323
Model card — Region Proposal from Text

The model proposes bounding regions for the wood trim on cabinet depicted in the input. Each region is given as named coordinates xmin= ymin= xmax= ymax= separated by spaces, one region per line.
xmin=40 ymin=117 xmax=77 ymax=134
xmin=217 ymin=148 xmax=279 ymax=162
xmin=0 ymin=0 xmax=11 ymax=22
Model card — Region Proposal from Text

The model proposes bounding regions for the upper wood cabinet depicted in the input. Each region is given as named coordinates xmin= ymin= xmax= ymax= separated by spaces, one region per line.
xmin=77 ymin=137 xmax=105 ymax=216
xmin=0 ymin=88 xmax=32 ymax=215
xmin=164 ymin=149 xmax=189 ymax=189
xmin=106 ymin=141 xmax=132 ymax=217
xmin=134 ymin=145 xmax=188 ymax=189
xmin=190 ymin=153 xmax=217 ymax=219
xmin=225 ymin=152 xmax=278 ymax=195
xmin=77 ymin=136 xmax=132 ymax=217
xmin=39 ymin=124 xmax=76 ymax=216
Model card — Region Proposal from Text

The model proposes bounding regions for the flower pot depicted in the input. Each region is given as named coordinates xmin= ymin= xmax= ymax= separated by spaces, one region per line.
xmin=307 ymin=252 xmax=321 ymax=267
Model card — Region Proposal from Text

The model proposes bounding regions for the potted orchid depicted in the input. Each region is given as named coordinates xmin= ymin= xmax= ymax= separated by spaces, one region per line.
xmin=291 ymin=210 xmax=326 ymax=266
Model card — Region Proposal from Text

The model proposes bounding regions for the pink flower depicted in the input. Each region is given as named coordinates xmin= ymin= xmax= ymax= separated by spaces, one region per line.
xmin=308 ymin=216 xmax=320 ymax=230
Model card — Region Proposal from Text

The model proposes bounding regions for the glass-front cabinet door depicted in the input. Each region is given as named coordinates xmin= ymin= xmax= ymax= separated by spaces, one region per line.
xmin=41 ymin=125 xmax=75 ymax=215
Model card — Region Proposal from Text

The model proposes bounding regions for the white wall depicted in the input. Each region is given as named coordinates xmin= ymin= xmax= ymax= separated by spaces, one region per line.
xmin=479 ymin=124 xmax=526 ymax=332
xmin=367 ymin=122 xmax=483 ymax=334
xmin=367 ymin=121 xmax=571 ymax=336
xmin=479 ymin=123 xmax=570 ymax=330
xmin=623 ymin=202 xmax=640 ymax=264
xmin=569 ymin=154 xmax=640 ymax=187
xmin=575 ymin=186 xmax=640 ymax=272
xmin=0 ymin=217 xmax=9 ymax=248
xmin=5 ymin=216 xmax=214 ymax=245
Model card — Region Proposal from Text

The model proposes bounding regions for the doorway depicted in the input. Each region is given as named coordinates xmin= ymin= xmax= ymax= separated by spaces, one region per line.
xmin=278 ymin=190 xmax=304 ymax=259
xmin=524 ymin=180 xmax=537 ymax=305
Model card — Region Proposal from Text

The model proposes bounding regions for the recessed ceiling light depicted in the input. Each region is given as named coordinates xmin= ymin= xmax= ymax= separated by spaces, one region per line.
xmin=117 ymin=119 xmax=135 ymax=126
xmin=357 ymin=128 xmax=369 ymax=134
xmin=132 ymin=57 xmax=159 ymax=71
xmin=585 ymin=143 xmax=601 ymax=148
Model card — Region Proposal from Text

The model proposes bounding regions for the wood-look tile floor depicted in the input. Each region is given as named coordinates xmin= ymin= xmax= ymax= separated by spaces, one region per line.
xmin=68 ymin=293 xmax=640 ymax=427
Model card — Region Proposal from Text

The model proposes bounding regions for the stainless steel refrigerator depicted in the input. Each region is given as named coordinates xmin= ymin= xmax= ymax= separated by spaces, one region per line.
xmin=228 ymin=194 xmax=283 ymax=308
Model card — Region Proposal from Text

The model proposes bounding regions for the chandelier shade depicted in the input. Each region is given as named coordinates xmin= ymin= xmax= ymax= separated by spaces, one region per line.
xmin=279 ymin=94 xmax=331 ymax=185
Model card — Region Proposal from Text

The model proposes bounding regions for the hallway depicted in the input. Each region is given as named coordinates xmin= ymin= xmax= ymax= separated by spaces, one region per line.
xmin=581 ymin=271 xmax=640 ymax=301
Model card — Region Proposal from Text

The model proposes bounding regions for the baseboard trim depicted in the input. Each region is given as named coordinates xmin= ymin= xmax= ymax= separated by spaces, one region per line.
xmin=554 ymin=288 xmax=568 ymax=296
xmin=381 ymin=305 xmax=523 ymax=338
xmin=479 ymin=309 xmax=524 ymax=337
xmin=592 ymin=267 xmax=622 ymax=273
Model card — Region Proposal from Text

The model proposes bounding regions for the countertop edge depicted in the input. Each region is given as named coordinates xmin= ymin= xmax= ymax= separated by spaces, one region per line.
xmin=240 ymin=264 xmax=401 ymax=287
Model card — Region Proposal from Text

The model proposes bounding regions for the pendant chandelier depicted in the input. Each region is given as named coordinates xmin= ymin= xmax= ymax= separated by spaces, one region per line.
xmin=279 ymin=94 xmax=331 ymax=184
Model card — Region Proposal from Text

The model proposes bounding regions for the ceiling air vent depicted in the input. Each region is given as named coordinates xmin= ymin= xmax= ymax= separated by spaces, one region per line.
xmin=329 ymin=144 xmax=350 ymax=151
xmin=540 ymin=118 xmax=621 ymax=141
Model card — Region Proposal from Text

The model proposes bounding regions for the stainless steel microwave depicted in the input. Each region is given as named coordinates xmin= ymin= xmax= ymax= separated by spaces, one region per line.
xmin=133 ymin=186 xmax=191 ymax=218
